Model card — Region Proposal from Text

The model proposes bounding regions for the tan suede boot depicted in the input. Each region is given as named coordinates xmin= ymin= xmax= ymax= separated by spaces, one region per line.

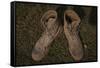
xmin=64 ymin=10 xmax=84 ymax=61
xmin=32 ymin=10 xmax=62 ymax=61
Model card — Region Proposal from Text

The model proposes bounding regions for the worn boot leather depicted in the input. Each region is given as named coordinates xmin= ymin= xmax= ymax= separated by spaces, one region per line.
xmin=32 ymin=10 xmax=62 ymax=61
xmin=64 ymin=10 xmax=84 ymax=61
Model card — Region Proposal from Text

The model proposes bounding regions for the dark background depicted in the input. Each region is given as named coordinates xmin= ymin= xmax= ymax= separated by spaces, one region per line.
xmin=15 ymin=2 xmax=97 ymax=66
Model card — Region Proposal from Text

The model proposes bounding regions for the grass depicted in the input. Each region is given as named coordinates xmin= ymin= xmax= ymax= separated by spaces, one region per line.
xmin=15 ymin=2 xmax=97 ymax=66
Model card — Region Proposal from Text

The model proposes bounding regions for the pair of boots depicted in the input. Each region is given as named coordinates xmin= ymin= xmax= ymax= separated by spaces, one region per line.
xmin=32 ymin=9 xmax=84 ymax=61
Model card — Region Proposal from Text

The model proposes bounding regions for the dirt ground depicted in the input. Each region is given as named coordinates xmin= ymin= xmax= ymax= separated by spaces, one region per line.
xmin=15 ymin=2 xmax=97 ymax=66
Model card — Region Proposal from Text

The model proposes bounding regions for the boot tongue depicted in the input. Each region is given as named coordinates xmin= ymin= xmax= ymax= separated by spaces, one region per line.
xmin=46 ymin=17 xmax=56 ymax=29
xmin=48 ymin=17 xmax=55 ymax=23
